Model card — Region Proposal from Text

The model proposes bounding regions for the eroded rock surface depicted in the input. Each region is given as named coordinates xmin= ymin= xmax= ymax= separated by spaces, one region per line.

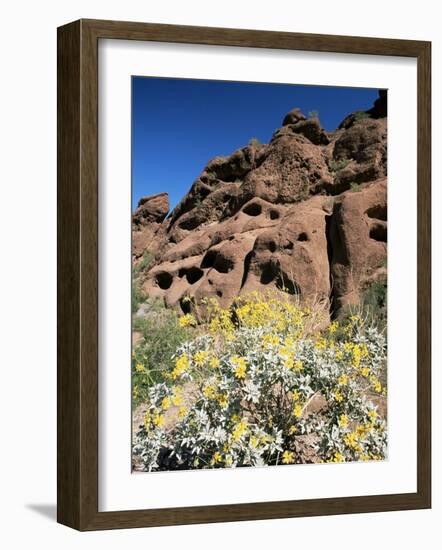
xmin=133 ymin=91 xmax=387 ymax=317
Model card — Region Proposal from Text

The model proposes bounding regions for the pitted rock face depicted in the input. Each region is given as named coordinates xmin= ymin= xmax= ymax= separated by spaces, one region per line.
xmin=133 ymin=92 xmax=387 ymax=317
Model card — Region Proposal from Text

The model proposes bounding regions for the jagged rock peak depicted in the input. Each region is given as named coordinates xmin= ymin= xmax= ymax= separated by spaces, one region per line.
xmin=282 ymin=107 xmax=307 ymax=126
xmin=133 ymin=192 xmax=169 ymax=225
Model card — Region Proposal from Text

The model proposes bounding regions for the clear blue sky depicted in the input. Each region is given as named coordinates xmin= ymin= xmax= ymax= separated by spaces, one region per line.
xmin=132 ymin=77 xmax=379 ymax=212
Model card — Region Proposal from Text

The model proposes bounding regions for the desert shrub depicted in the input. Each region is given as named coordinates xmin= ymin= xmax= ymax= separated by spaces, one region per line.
xmin=362 ymin=279 xmax=387 ymax=330
xmin=138 ymin=250 xmax=153 ymax=272
xmin=341 ymin=278 xmax=387 ymax=331
xmin=132 ymin=300 xmax=192 ymax=406
xmin=132 ymin=279 xmax=146 ymax=314
xmin=349 ymin=181 xmax=361 ymax=192
xmin=134 ymin=293 xmax=387 ymax=470
xmin=308 ymin=109 xmax=319 ymax=118
xmin=353 ymin=111 xmax=370 ymax=122
xmin=248 ymin=137 xmax=262 ymax=147
xmin=328 ymin=158 xmax=351 ymax=173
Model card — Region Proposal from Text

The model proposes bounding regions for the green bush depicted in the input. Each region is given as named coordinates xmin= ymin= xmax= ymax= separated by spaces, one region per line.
xmin=328 ymin=158 xmax=351 ymax=173
xmin=248 ymin=137 xmax=262 ymax=147
xmin=353 ymin=111 xmax=370 ymax=122
xmin=132 ymin=300 xmax=191 ymax=406
xmin=132 ymin=279 xmax=146 ymax=314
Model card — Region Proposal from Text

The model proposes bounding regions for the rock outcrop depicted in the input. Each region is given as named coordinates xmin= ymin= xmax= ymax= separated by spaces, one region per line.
xmin=133 ymin=91 xmax=387 ymax=318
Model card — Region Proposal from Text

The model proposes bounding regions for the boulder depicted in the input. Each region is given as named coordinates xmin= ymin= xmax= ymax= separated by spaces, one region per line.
xmin=330 ymin=178 xmax=387 ymax=310
xmin=133 ymin=192 xmax=169 ymax=225
xmin=133 ymin=94 xmax=387 ymax=318
xmin=282 ymin=107 xmax=307 ymax=126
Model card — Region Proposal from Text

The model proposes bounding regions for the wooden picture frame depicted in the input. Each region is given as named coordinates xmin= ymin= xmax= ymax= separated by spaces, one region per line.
xmin=57 ymin=18 xmax=431 ymax=531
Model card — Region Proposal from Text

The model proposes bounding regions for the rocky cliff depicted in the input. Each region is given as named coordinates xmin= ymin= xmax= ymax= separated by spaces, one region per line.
xmin=132 ymin=91 xmax=387 ymax=318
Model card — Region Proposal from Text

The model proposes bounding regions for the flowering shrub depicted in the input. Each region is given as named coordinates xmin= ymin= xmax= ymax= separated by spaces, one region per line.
xmin=133 ymin=293 xmax=387 ymax=471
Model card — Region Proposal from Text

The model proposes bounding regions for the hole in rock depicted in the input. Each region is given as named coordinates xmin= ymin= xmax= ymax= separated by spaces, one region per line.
xmin=369 ymin=222 xmax=387 ymax=242
xmin=179 ymin=217 xmax=200 ymax=230
xmin=216 ymin=290 xmax=223 ymax=297
xmin=260 ymin=263 xmax=277 ymax=285
xmin=268 ymin=241 xmax=277 ymax=253
xmin=214 ymin=255 xmax=234 ymax=273
xmin=186 ymin=267 xmax=204 ymax=285
xmin=243 ymin=202 xmax=262 ymax=216
xmin=201 ymin=249 xmax=218 ymax=269
xmin=366 ymin=204 xmax=387 ymax=221
xmin=297 ymin=232 xmax=309 ymax=242
xmin=180 ymin=298 xmax=192 ymax=315
xmin=269 ymin=210 xmax=280 ymax=220
xmin=156 ymin=272 xmax=173 ymax=290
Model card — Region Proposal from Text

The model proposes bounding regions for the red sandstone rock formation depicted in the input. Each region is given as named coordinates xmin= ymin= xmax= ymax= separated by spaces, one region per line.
xmin=133 ymin=91 xmax=387 ymax=317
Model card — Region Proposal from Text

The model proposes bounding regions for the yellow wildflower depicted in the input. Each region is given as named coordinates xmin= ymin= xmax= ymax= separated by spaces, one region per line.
xmin=213 ymin=451 xmax=222 ymax=464
xmin=171 ymin=387 xmax=183 ymax=407
xmin=289 ymin=425 xmax=297 ymax=435
xmin=217 ymin=393 xmax=229 ymax=408
xmin=356 ymin=424 xmax=370 ymax=437
xmin=143 ymin=410 xmax=151 ymax=428
xmin=203 ymin=384 xmax=217 ymax=399
xmin=338 ymin=374 xmax=349 ymax=386
xmin=293 ymin=403 xmax=303 ymax=418
xmin=263 ymin=333 xmax=279 ymax=348
xmin=178 ymin=406 xmax=187 ymax=419
xmin=367 ymin=409 xmax=378 ymax=422
xmin=231 ymin=356 xmax=247 ymax=379
xmin=333 ymin=390 xmax=344 ymax=403
xmin=330 ymin=452 xmax=345 ymax=463
xmin=282 ymin=450 xmax=295 ymax=464
xmin=232 ymin=420 xmax=248 ymax=441
xmin=315 ymin=336 xmax=327 ymax=351
xmin=209 ymin=356 xmax=220 ymax=369
xmin=172 ymin=354 xmax=189 ymax=379
xmin=328 ymin=321 xmax=339 ymax=335
xmin=360 ymin=366 xmax=370 ymax=377
xmin=161 ymin=396 xmax=171 ymax=410
xmin=193 ymin=350 xmax=208 ymax=366
xmin=178 ymin=313 xmax=196 ymax=328
xmin=338 ymin=414 xmax=349 ymax=429
xmin=294 ymin=359 xmax=303 ymax=371
xmin=153 ymin=412 xmax=165 ymax=427
xmin=352 ymin=345 xmax=361 ymax=369
xmin=135 ymin=363 xmax=145 ymax=373
xmin=344 ymin=431 xmax=360 ymax=451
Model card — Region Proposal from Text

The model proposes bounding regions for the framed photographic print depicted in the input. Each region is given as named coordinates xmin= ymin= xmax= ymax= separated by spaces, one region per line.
xmin=57 ymin=19 xmax=431 ymax=530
